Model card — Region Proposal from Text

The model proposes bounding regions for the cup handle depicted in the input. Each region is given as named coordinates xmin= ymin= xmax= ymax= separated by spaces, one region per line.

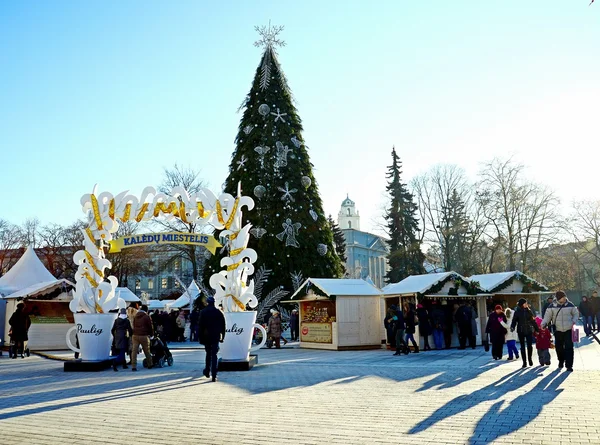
xmin=66 ymin=326 xmax=81 ymax=354
xmin=250 ymin=323 xmax=267 ymax=352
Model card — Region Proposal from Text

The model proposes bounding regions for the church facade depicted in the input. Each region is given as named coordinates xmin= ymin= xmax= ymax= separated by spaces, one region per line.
xmin=338 ymin=196 xmax=389 ymax=288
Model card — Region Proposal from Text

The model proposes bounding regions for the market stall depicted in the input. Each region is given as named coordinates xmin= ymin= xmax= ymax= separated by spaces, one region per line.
xmin=167 ymin=280 xmax=200 ymax=310
xmin=469 ymin=271 xmax=551 ymax=316
xmin=382 ymin=272 xmax=485 ymax=348
xmin=0 ymin=247 xmax=74 ymax=350
xmin=288 ymin=278 xmax=382 ymax=350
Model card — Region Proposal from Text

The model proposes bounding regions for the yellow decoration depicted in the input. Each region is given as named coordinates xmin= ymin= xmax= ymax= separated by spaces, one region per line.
xmin=179 ymin=202 xmax=189 ymax=223
xmin=91 ymin=194 xmax=103 ymax=230
xmin=216 ymin=198 xmax=239 ymax=230
xmin=121 ymin=203 xmax=132 ymax=222
xmin=84 ymin=251 xmax=104 ymax=279
xmin=83 ymin=271 xmax=99 ymax=288
xmin=109 ymin=199 xmax=115 ymax=220
xmin=229 ymin=247 xmax=244 ymax=256
xmin=227 ymin=262 xmax=241 ymax=272
xmin=225 ymin=293 xmax=246 ymax=311
xmin=108 ymin=231 xmax=222 ymax=254
xmin=196 ymin=201 xmax=208 ymax=219
xmin=153 ymin=201 xmax=178 ymax=218
xmin=85 ymin=227 xmax=95 ymax=244
xmin=135 ymin=203 xmax=149 ymax=222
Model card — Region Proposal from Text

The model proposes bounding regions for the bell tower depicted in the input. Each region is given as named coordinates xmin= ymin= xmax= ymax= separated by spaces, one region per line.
xmin=338 ymin=195 xmax=360 ymax=230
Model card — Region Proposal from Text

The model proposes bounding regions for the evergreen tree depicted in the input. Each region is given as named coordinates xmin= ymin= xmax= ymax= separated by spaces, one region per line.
xmin=204 ymin=24 xmax=343 ymax=295
xmin=384 ymin=147 xmax=425 ymax=283
xmin=328 ymin=215 xmax=347 ymax=272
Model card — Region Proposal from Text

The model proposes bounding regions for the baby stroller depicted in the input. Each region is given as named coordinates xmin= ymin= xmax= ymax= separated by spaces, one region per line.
xmin=8 ymin=330 xmax=30 ymax=359
xmin=143 ymin=335 xmax=173 ymax=368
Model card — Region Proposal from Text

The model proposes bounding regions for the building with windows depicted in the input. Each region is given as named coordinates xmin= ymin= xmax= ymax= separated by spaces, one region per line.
xmin=338 ymin=196 xmax=389 ymax=289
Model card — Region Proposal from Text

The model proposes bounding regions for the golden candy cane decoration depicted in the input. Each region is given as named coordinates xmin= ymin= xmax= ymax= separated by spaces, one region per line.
xmin=85 ymin=227 xmax=95 ymax=244
xmin=121 ymin=203 xmax=132 ymax=222
xmin=90 ymin=194 xmax=104 ymax=230
xmin=229 ymin=247 xmax=244 ymax=256
xmin=179 ymin=201 xmax=189 ymax=223
xmin=227 ymin=261 xmax=241 ymax=272
xmin=109 ymin=199 xmax=115 ymax=220
xmin=225 ymin=293 xmax=246 ymax=311
xmin=84 ymin=251 xmax=104 ymax=279
xmin=82 ymin=270 xmax=99 ymax=288
xmin=153 ymin=201 xmax=178 ymax=218
xmin=135 ymin=203 xmax=149 ymax=222
xmin=196 ymin=201 xmax=208 ymax=219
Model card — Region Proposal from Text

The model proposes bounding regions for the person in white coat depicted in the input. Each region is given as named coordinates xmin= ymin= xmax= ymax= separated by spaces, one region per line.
xmin=500 ymin=307 xmax=519 ymax=361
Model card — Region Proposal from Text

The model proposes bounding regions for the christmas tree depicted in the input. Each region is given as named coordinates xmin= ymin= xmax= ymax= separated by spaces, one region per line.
xmin=204 ymin=24 xmax=343 ymax=297
xmin=328 ymin=214 xmax=347 ymax=270
xmin=384 ymin=147 xmax=425 ymax=283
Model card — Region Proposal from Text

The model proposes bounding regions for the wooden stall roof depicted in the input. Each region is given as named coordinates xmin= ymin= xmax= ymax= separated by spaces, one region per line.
xmin=381 ymin=271 xmax=475 ymax=297
xmin=468 ymin=271 xmax=549 ymax=293
xmin=289 ymin=278 xmax=382 ymax=300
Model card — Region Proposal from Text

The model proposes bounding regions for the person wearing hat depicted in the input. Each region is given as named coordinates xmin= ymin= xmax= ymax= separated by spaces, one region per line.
xmin=268 ymin=309 xmax=284 ymax=348
xmin=485 ymin=305 xmax=507 ymax=360
xmin=111 ymin=307 xmax=133 ymax=371
xmin=198 ymin=296 xmax=226 ymax=381
xmin=289 ymin=308 xmax=299 ymax=342
xmin=9 ymin=302 xmax=31 ymax=359
xmin=542 ymin=290 xmax=579 ymax=372
xmin=541 ymin=295 xmax=556 ymax=333
xmin=510 ymin=298 xmax=539 ymax=368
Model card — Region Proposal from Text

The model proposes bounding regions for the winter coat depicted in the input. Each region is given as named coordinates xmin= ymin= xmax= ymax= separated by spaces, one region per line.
xmin=500 ymin=312 xmax=518 ymax=342
xmin=416 ymin=308 xmax=432 ymax=337
xmin=510 ymin=307 xmax=538 ymax=336
xmin=176 ymin=314 xmax=186 ymax=329
xmin=430 ymin=307 xmax=446 ymax=331
xmin=590 ymin=296 xmax=600 ymax=313
xmin=190 ymin=310 xmax=200 ymax=326
xmin=391 ymin=309 xmax=406 ymax=332
xmin=289 ymin=312 xmax=299 ymax=330
xmin=127 ymin=307 xmax=138 ymax=329
xmin=133 ymin=310 xmax=154 ymax=336
xmin=542 ymin=300 xmax=579 ymax=333
xmin=198 ymin=304 xmax=226 ymax=345
xmin=579 ymin=300 xmax=593 ymax=317
xmin=469 ymin=306 xmax=478 ymax=336
xmin=404 ymin=309 xmax=416 ymax=334
xmin=9 ymin=308 xmax=31 ymax=342
xmin=268 ymin=315 xmax=282 ymax=338
xmin=485 ymin=312 xmax=507 ymax=343
xmin=111 ymin=317 xmax=133 ymax=349
xmin=534 ymin=327 xmax=552 ymax=350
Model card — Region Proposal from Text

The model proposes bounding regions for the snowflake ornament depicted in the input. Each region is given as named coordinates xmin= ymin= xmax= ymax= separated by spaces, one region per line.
xmin=270 ymin=108 xmax=288 ymax=123
xmin=278 ymin=182 xmax=298 ymax=203
xmin=236 ymin=155 xmax=248 ymax=170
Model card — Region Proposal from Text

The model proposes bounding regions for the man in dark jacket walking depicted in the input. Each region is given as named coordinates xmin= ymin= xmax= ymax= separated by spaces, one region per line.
xmin=198 ymin=296 xmax=226 ymax=382
xmin=455 ymin=302 xmax=475 ymax=350
xmin=390 ymin=305 xmax=408 ymax=355
xmin=591 ymin=290 xmax=600 ymax=332
xmin=511 ymin=298 xmax=539 ymax=368
xmin=289 ymin=309 xmax=299 ymax=341
xmin=132 ymin=304 xmax=153 ymax=371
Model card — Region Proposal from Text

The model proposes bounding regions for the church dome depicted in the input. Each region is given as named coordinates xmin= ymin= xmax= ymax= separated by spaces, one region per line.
xmin=341 ymin=195 xmax=354 ymax=207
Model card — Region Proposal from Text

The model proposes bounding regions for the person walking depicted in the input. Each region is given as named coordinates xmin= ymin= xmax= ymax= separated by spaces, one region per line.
xmin=430 ymin=301 xmax=446 ymax=350
xmin=111 ymin=308 xmax=133 ymax=371
xmin=442 ymin=300 xmax=453 ymax=348
xmin=469 ymin=302 xmax=478 ymax=349
xmin=267 ymin=310 xmax=284 ymax=348
xmin=9 ymin=303 xmax=31 ymax=359
xmin=591 ymin=290 xmax=600 ymax=332
xmin=542 ymin=290 xmax=579 ymax=372
xmin=486 ymin=305 xmax=507 ymax=360
xmin=198 ymin=296 xmax=226 ymax=382
xmin=534 ymin=317 xmax=552 ymax=366
xmin=542 ymin=295 xmax=556 ymax=333
xmin=416 ymin=303 xmax=432 ymax=351
xmin=289 ymin=308 xmax=299 ymax=342
xmin=189 ymin=307 xmax=200 ymax=342
xmin=390 ymin=305 xmax=408 ymax=355
xmin=500 ymin=308 xmax=519 ymax=361
xmin=511 ymin=298 xmax=539 ymax=368
xmin=131 ymin=304 xmax=153 ymax=371
xmin=404 ymin=303 xmax=419 ymax=353
xmin=126 ymin=302 xmax=139 ymax=361
xmin=176 ymin=311 xmax=186 ymax=342
xmin=579 ymin=296 xmax=594 ymax=337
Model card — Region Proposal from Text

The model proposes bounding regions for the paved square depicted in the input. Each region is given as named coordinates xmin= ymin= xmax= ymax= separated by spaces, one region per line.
xmin=1 ymin=334 xmax=599 ymax=445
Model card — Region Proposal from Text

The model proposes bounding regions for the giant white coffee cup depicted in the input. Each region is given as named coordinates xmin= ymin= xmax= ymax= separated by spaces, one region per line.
xmin=66 ymin=312 xmax=117 ymax=361
xmin=220 ymin=311 xmax=267 ymax=361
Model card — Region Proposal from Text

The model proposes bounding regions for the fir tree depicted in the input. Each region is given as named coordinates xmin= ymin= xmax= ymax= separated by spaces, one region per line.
xmin=328 ymin=214 xmax=347 ymax=271
xmin=440 ymin=189 xmax=471 ymax=274
xmin=384 ymin=147 xmax=425 ymax=283
xmin=204 ymin=24 xmax=343 ymax=296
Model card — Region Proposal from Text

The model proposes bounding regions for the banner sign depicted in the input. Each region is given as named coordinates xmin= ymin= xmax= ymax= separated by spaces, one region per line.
xmin=109 ymin=232 xmax=222 ymax=254
xmin=300 ymin=322 xmax=333 ymax=343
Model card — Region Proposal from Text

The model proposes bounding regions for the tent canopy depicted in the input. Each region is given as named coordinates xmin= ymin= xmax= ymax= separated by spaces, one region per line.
xmin=0 ymin=247 xmax=57 ymax=296
xmin=147 ymin=299 xmax=175 ymax=311
xmin=168 ymin=280 xmax=201 ymax=309
xmin=290 ymin=278 xmax=382 ymax=300
xmin=381 ymin=272 xmax=473 ymax=296
xmin=2 ymin=279 xmax=73 ymax=300
xmin=116 ymin=287 xmax=141 ymax=303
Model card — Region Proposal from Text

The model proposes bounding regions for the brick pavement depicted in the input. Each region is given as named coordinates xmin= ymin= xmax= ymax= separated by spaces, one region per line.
xmin=0 ymin=333 xmax=599 ymax=445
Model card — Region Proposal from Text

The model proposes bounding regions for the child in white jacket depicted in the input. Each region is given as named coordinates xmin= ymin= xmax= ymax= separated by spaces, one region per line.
xmin=500 ymin=308 xmax=519 ymax=361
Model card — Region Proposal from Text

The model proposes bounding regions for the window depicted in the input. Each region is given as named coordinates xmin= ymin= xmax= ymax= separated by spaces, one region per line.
xmin=348 ymin=221 xmax=351 ymax=229
xmin=161 ymin=278 xmax=168 ymax=289
xmin=148 ymin=278 xmax=154 ymax=289
xmin=135 ymin=279 xmax=140 ymax=290
xmin=347 ymin=208 xmax=351 ymax=216
xmin=174 ymin=259 xmax=180 ymax=271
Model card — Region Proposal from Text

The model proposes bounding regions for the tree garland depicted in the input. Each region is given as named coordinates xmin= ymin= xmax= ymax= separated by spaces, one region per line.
xmin=490 ymin=272 xmax=548 ymax=293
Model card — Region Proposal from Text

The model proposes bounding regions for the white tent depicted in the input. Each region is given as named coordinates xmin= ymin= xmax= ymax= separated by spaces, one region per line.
xmin=147 ymin=299 xmax=175 ymax=311
xmin=168 ymin=280 xmax=201 ymax=309
xmin=116 ymin=287 xmax=141 ymax=303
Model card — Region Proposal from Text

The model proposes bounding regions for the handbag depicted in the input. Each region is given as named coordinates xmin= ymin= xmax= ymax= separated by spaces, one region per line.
xmin=572 ymin=327 xmax=579 ymax=343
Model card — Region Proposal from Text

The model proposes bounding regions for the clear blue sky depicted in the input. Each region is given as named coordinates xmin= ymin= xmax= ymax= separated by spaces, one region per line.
xmin=1 ymin=1 xmax=599 ymax=233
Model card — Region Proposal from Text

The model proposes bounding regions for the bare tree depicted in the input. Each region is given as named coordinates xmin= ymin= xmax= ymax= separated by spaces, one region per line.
xmin=106 ymin=221 xmax=151 ymax=287
xmin=19 ymin=218 xmax=41 ymax=248
xmin=156 ymin=164 xmax=211 ymax=281
xmin=0 ymin=219 xmax=22 ymax=275
xmin=568 ymin=200 xmax=600 ymax=287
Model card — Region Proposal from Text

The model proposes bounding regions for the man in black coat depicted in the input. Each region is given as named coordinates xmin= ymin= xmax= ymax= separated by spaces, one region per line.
xmin=510 ymin=298 xmax=539 ymax=368
xmin=198 ymin=296 xmax=226 ymax=382
xmin=591 ymin=291 xmax=600 ymax=332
